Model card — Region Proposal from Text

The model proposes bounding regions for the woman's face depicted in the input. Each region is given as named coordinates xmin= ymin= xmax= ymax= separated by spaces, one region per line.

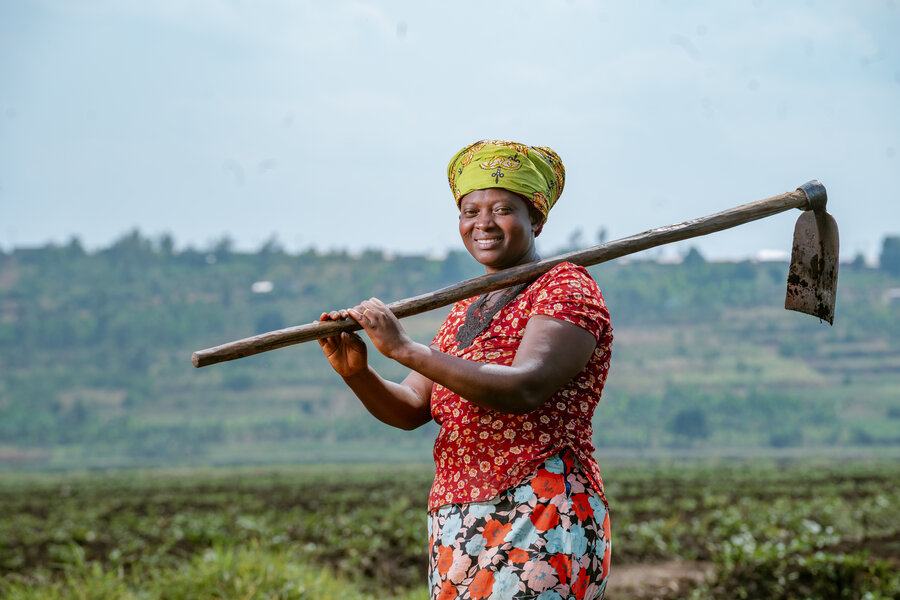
xmin=458 ymin=188 xmax=542 ymax=273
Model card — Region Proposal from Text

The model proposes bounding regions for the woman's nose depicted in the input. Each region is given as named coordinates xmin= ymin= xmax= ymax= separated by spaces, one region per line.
xmin=475 ymin=212 xmax=495 ymax=229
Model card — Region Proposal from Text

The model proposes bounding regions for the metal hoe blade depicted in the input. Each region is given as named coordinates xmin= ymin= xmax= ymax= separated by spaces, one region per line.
xmin=785 ymin=181 xmax=839 ymax=324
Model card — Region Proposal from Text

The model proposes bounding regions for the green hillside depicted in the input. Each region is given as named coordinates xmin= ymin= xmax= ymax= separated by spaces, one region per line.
xmin=1 ymin=232 xmax=899 ymax=470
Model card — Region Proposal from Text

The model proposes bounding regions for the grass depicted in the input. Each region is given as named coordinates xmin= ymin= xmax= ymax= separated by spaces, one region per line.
xmin=1 ymin=545 xmax=429 ymax=600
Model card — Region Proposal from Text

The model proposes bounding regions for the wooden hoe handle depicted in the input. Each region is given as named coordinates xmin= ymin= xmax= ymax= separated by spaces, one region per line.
xmin=192 ymin=182 xmax=824 ymax=368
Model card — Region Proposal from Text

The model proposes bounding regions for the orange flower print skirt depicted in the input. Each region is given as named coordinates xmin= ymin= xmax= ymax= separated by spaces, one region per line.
xmin=427 ymin=453 xmax=611 ymax=600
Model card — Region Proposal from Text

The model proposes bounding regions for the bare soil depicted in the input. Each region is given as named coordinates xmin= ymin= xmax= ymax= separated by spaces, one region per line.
xmin=605 ymin=561 xmax=712 ymax=600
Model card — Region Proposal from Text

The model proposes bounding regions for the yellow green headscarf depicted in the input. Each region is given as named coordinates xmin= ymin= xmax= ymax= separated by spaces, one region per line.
xmin=447 ymin=139 xmax=565 ymax=223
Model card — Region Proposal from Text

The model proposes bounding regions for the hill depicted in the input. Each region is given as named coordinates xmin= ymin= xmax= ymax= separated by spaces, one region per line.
xmin=1 ymin=232 xmax=899 ymax=470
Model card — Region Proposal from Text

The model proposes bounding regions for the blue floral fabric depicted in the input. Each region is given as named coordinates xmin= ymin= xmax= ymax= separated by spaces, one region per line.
xmin=427 ymin=453 xmax=611 ymax=600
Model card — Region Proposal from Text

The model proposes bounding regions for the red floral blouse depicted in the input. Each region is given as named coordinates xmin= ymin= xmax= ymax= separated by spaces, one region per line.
xmin=428 ymin=262 xmax=613 ymax=511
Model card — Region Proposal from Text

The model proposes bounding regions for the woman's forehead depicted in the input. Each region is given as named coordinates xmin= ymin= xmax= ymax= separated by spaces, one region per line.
xmin=459 ymin=188 xmax=528 ymax=208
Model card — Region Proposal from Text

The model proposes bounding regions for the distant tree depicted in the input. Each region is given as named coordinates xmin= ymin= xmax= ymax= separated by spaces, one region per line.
xmin=224 ymin=372 xmax=254 ymax=391
xmin=732 ymin=261 xmax=757 ymax=281
xmin=65 ymin=236 xmax=86 ymax=257
xmin=259 ymin=234 xmax=284 ymax=255
xmin=157 ymin=233 xmax=176 ymax=258
xmin=174 ymin=246 xmax=207 ymax=266
xmin=440 ymin=250 xmax=478 ymax=284
xmin=111 ymin=229 xmax=151 ymax=252
xmin=769 ymin=427 xmax=802 ymax=448
xmin=255 ymin=309 xmax=285 ymax=334
xmin=360 ymin=248 xmax=383 ymax=263
xmin=849 ymin=253 xmax=867 ymax=271
xmin=211 ymin=235 xmax=234 ymax=256
xmin=567 ymin=229 xmax=584 ymax=251
xmin=124 ymin=346 xmax=151 ymax=373
xmin=667 ymin=408 xmax=710 ymax=440
xmin=683 ymin=246 xmax=706 ymax=266
xmin=104 ymin=229 xmax=153 ymax=266
xmin=850 ymin=427 xmax=876 ymax=445
xmin=879 ymin=236 xmax=900 ymax=275
xmin=62 ymin=399 xmax=89 ymax=428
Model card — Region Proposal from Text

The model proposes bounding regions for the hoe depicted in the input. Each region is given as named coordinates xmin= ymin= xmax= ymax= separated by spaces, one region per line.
xmin=192 ymin=181 xmax=838 ymax=368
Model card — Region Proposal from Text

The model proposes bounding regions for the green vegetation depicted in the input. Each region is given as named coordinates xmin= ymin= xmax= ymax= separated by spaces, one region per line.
xmin=1 ymin=461 xmax=897 ymax=599
xmin=0 ymin=465 xmax=432 ymax=598
xmin=1 ymin=232 xmax=899 ymax=469
xmin=881 ymin=235 xmax=900 ymax=276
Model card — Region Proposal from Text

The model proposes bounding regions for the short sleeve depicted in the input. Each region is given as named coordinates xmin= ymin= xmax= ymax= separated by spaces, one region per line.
xmin=528 ymin=263 xmax=610 ymax=342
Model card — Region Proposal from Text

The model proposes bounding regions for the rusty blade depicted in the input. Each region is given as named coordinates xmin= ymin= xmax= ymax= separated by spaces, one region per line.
xmin=785 ymin=210 xmax=839 ymax=324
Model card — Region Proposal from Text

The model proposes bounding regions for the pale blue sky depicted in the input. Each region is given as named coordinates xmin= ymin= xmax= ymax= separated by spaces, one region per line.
xmin=2 ymin=0 xmax=898 ymax=260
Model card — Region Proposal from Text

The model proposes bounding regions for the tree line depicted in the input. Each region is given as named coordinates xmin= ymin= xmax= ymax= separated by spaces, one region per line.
xmin=1 ymin=230 xmax=898 ymax=469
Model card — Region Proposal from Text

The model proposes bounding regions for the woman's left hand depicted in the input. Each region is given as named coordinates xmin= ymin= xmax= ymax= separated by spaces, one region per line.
xmin=348 ymin=298 xmax=415 ymax=360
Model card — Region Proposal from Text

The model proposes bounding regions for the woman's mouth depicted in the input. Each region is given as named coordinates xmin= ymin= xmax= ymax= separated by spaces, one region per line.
xmin=474 ymin=237 xmax=502 ymax=249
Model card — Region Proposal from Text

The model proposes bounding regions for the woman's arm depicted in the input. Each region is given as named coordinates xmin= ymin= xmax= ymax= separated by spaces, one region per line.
xmin=318 ymin=314 xmax=433 ymax=430
xmin=346 ymin=300 xmax=597 ymax=414
xmin=341 ymin=366 xmax=434 ymax=430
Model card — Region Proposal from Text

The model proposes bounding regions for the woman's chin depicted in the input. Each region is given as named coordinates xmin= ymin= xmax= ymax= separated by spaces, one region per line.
xmin=468 ymin=248 xmax=503 ymax=269
xmin=475 ymin=252 xmax=534 ymax=273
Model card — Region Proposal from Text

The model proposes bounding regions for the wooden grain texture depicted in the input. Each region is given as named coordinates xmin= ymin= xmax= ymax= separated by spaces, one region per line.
xmin=192 ymin=187 xmax=813 ymax=367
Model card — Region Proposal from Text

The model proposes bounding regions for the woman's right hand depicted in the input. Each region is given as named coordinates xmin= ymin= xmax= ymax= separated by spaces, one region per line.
xmin=317 ymin=310 xmax=368 ymax=378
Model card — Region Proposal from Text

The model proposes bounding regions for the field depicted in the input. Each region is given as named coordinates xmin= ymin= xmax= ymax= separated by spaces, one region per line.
xmin=2 ymin=460 xmax=898 ymax=599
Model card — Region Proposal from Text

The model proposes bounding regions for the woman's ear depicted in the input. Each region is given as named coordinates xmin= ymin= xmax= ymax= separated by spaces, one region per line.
xmin=526 ymin=203 xmax=545 ymax=238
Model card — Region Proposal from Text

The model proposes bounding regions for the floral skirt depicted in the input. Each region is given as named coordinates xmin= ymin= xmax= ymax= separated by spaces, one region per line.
xmin=427 ymin=453 xmax=611 ymax=600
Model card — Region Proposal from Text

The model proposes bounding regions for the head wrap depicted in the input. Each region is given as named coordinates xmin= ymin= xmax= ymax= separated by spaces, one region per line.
xmin=447 ymin=139 xmax=565 ymax=223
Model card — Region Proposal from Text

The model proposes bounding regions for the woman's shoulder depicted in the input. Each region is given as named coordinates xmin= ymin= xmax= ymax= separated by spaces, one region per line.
xmin=532 ymin=261 xmax=600 ymax=292
xmin=546 ymin=260 xmax=592 ymax=277
xmin=525 ymin=261 xmax=611 ymax=340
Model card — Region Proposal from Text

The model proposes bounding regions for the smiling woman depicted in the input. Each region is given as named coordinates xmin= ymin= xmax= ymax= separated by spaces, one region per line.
xmin=458 ymin=189 xmax=541 ymax=274
xmin=317 ymin=140 xmax=614 ymax=599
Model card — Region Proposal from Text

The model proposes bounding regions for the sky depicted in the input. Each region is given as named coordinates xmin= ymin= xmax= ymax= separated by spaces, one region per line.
xmin=1 ymin=0 xmax=898 ymax=262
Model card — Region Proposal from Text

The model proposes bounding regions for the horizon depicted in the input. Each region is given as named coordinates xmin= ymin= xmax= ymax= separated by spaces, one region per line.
xmin=4 ymin=225 xmax=891 ymax=267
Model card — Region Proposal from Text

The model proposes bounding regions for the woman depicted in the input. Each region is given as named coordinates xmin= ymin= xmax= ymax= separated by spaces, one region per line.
xmin=318 ymin=140 xmax=613 ymax=599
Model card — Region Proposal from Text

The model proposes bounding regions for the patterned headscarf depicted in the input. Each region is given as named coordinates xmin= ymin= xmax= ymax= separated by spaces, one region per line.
xmin=447 ymin=139 xmax=565 ymax=223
